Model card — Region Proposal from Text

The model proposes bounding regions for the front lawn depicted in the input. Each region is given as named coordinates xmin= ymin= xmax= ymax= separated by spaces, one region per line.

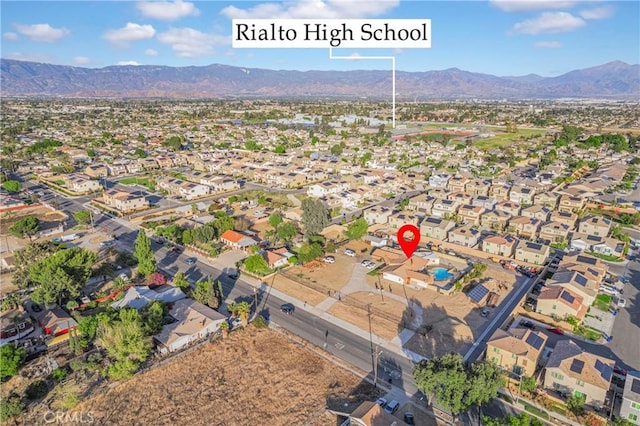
xmin=118 ymin=177 xmax=156 ymax=192
xmin=593 ymin=294 xmax=612 ymax=311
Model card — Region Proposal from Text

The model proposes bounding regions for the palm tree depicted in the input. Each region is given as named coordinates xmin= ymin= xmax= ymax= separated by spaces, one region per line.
xmin=1 ymin=292 xmax=21 ymax=311
xmin=220 ymin=320 xmax=229 ymax=338
xmin=113 ymin=276 xmax=129 ymax=291
xmin=236 ymin=301 xmax=251 ymax=326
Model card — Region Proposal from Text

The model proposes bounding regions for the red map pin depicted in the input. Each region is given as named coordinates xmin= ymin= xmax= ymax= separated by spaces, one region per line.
xmin=397 ymin=224 xmax=421 ymax=259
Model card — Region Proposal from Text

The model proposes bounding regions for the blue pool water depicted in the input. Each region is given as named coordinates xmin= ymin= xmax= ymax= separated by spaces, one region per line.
xmin=429 ymin=267 xmax=453 ymax=281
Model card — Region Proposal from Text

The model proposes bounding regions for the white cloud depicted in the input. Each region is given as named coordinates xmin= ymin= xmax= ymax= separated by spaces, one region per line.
xmin=579 ymin=5 xmax=614 ymax=20
xmin=103 ymin=23 xmax=156 ymax=46
xmin=137 ymin=0 xmax=200 ymax=21
xmin=157 ymin=27 xmax=229 ymax=58
xmin=534 ymin=41 xmax=562 ymax=48
xmin=221 ymin=0 xmax=399 ymax=19
xmin=14 ymin=23 xmax=69 ymax=42
xmin=3 ymin=32 xmax=19 ymax=41
xmin=490 ymin=0 xmax=579 ymax=12
xmin=144 ymin=48 xmax=159 ymax=56
xmin=512 ymin=12 xmax=585 ymax=35
xmin=4 ymin=52 xmax=54 ymax=63
xmin=73 ymin=56 xmax=92 ymax=65
xmin=116 ymin=61 xmax=141 ymax=66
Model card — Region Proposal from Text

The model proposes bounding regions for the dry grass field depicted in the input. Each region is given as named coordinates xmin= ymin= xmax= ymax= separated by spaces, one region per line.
xmin=66 ymin=327 xmax=381 ymax=426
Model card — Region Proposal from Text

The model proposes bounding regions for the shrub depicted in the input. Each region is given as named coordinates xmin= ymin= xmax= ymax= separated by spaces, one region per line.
xmin=252 ymin=315 xmax=268 ymax=329
xmin=69 ymin=360 xmax=87 ymax=372
xmin=51 ymin=368 xmax=68 ymax=382
xmin=0 ymin=394 xmax=25 ymax=422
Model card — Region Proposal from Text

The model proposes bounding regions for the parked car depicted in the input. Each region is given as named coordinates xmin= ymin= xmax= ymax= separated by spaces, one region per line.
xmin=172 ymin=246 xmax=182 ymax=253
xmin=547 ymin=327 xmax=565 ymax=335
xmin=99 ymin=240 xmax=115 ymax=247
xmin=375 ymin=397 xmax=387 ymax=407
xmin=384 ymin=400 xmax=400 ymax=414
xmin=404 ymin=412 xmax=416 ymax=426
xmin=344 ymin=249 xmax=356 ymax=257
xmin=228 ymin=271 xmax=240 ymax=279
xmin=323 ymin=256 xmax=336 ymax=264
xmin=616 ymin=298 xmax=627 ymax=308
xmin=184 ymin=257 xmax=197 ymax=265
xmin=520 ymin=320 xmax=536 ymax=330
xmin=280 ymin=303 xmax=295 ymax=314
xmin=599 ymin=286 xmax=619 ymax=296
xmin=481 ymin=308 xmax=490 ymax=317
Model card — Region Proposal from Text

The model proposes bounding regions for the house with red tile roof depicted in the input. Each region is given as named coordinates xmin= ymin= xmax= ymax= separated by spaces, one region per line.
xmin=219 ymin=230 xmax=258 ymax=251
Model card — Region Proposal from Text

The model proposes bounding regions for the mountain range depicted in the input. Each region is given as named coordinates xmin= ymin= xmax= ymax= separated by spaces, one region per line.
xmin=1 ymin=59 xmax=638 ymax=100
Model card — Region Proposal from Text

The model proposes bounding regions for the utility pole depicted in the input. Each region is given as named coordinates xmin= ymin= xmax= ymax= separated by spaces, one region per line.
xmin=367 ymin=304 xmax=376 ymax=383
xmin=373 ymin=345 xmax=382 ymax=388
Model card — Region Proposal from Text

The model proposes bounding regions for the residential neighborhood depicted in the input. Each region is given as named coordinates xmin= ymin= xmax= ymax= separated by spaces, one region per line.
xmin=1 ymin=97 xmax=639 ymax=426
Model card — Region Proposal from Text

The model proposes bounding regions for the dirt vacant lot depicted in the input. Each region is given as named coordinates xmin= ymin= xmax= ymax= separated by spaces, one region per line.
xmin=70 ymin=327 xmax=381 ymax=426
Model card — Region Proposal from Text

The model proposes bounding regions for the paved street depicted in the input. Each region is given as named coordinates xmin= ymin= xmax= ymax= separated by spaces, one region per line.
xmin=18 ymin=174 xmax=640 ymax=425
xmin=464 ymin=274 xmax=536 ymax=363
xmin=23 ymin=176 xmax=424 ymax=406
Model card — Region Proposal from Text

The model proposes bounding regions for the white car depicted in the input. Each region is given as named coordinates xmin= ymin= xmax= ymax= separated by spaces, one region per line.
xmin=616 ymin=298 xmax=627 ymax=308
xmin=345 ymin=249 xmax=356 ymax=257
xmin=599 ymin=286 xmax=619 ymax=296
xmin=323 ymin=256 xmax=335 ymax=264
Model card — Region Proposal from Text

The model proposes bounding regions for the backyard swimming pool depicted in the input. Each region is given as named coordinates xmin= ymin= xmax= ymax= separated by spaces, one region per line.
xmin=429 ymin=267 xmax=453 ymax=281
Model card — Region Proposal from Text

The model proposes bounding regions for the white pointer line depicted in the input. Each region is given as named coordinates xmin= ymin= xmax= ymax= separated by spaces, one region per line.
xmin=328 ymin=47 xmax=396 ymax=129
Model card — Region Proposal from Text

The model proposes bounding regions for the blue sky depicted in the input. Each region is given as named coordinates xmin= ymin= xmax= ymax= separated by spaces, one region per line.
xmin=1 ymin=1 xmax=638 ymax=76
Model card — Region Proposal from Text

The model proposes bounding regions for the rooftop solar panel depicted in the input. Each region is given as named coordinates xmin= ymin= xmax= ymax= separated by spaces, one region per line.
xmin=468 ymin=284 xmax=490 ymax=304
xmin=570 ymin=359 xmax=585 ymax=374
xmin=525 ymin=333 xmax=544 ymax=350
xmin=561 ymin=291 xmax=576 ymax=304
xmin=587 ymin=268 xmax=598 ymax=276
xmin=632 ymin=379 xmax=640 ymax=394
xmin=575 ymin=274 xmax=588 ymax=287
xmin=595 ymin=360 xmax=613 ymax=382
xmin=577 ymin=255 xmax=597 ymax=265
xmin=528 ymin=242 xmax=543 ymax=250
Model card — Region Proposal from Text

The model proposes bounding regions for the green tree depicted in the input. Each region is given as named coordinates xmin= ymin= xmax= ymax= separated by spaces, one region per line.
xmin=9 ymin=216 xmax=40 ymax=239
xmin=97 ymin=309 xmax=152 ymax=379
xmin=0 ymin=394 xmax=25 ymax=422
xmin=465 ymin=361 xmax=505 ymax=414
xmin=12 ymin=242 xmax=60 ymax=289
xmin=268 ymin=212 xmax=283 ymax=229
xmin=274 ymin=144 xmax=286 ymax=154
xmin=277 ymin=222 xmax=298 ymax=242
xmin=134 ymin=148 xmax=147 ymax=158
xmin=172 ymin=271 xmax=191 ymax=293
xmin=73 ymin=210 xmax=92 ymax=225
xmin=134 ymin=229 xmax=156 ymax=277
xmin=113 ymin=276 xmax=129 ymax=291
xmin=345 ymin=217 xmax=368 ymax=240
xmin=520 ymin=375 xmax=537 ymax=394
xmin=29 ymin=247 xmax=98 ymax=305
xmin=301 ymin=198 xmax=329 ymax=236
xmin=482 ymin=413 xmax=542 ymax=426
xmin=244 ymin=254 xmax=271 ymax=275
xmin=142 ymin=301 xmax=167 ymax=335
xmin=567 ymin=393 xmax=586 ymax=416
xmin=0 ymin=345 xmax=26 ymax=381
xmin=191 ymin=277 xmax=223 ymax=309
xmin=414 ymin=353 xmax=469 ymax=414
xmin=295 ymin=242 xmax=324 ymax=263
xmin=2 ymin=180 xmax=21 ymax=193
xmin=236 ymin=301 xmax=251 ymax=326
xmin=330 ymin=143 xmax=344 ymax=155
